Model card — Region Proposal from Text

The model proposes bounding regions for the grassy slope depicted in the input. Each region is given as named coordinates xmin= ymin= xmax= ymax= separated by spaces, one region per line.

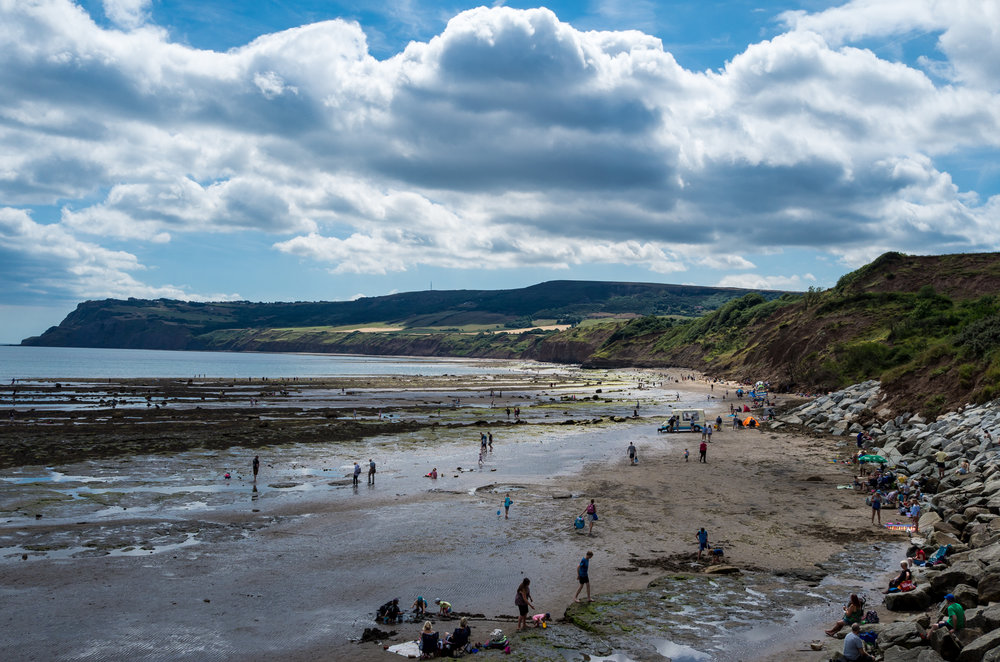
xmin=22 ymin=281 xmax=785 ymax=349
xmin=584 ymin=252 xmax=1000 ymax=416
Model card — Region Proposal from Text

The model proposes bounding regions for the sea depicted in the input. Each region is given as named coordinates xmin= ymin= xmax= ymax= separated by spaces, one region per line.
xmin=0 ymin=345 xmax=543 ymax=381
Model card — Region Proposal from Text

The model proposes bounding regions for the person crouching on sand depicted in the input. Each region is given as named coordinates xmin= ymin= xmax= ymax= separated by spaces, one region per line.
xmin=532 ymin=612 xmax=551 ymax=628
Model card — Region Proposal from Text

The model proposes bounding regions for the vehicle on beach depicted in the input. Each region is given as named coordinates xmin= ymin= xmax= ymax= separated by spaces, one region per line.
xmin=658 ymin=408 xmax=706 ymax=432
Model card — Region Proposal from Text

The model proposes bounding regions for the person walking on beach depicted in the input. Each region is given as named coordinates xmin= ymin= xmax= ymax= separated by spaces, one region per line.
xmin=503 ymin=493 xmax=513 ymax=519
xmin=368 ymin=458 xmax=376 ymax=485
xmin=706 ymin=424 xmax=713 ymax=442
xmin=699 ymin=440 xmax=707 ymax=463
xmin=870 ymin=490 xmax=882 ymax=525
xmin=696 ymin=527 xmax=709 ymax=561
xmin=353 ymin=462 xmax=361 ymax=487
xmin=488 ymin=432 xmax=493 ymax=451
xmin=684 ymin=448 xmax=689 ymax=462
xmin=252 ymin=455 xmax=259 ymax=482
xmin=514 ymin=578 xmax=534 ymax=631
xmin=574 ymin=551 xmax=594 ymax=602
xmin=627 ymin=442 xmax=637 ymax=465
xmin=582 ymin=499 xmax=598 ymax=535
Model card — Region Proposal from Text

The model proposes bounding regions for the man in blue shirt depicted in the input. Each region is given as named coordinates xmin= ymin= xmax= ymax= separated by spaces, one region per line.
xmin=843 ymin=623 xmax=873 ymax=661
xmin=574 ymin=551 xmax=594 ymax=602
xmin=697 ymin=528 xmax=709 ymax=561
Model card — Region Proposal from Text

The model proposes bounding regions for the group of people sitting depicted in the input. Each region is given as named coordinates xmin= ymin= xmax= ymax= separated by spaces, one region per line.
xmin=823 ymin=544 xmax=962 ymax=661
xmin=377 ymin=597 xmax=453 ymax=624
xmin=419 ymin=618 xmax=472 ymax=659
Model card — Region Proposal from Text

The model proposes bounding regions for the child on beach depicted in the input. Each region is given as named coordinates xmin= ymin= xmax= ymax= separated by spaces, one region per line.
xmin=581 ymin=500 xmax=598 ymax=535
xmin=532 ymin=612 xmax=551 ymax=628
xmin=684 ymin=449 xmax=689 ymax=462
xmin=503 ymin=493 xmax=513 ymax=519
xmin=412 ymin=596 xmax=427 ymax=615
xmin=435 ymin=599 xmax=452 ymax=616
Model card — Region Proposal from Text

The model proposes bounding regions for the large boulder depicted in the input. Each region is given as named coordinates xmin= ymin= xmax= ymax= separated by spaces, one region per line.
xmin=957 ymin=628 xmax=1000 ymax=662
xmin=930 ymin=531 xmax=963 ymax=548
xmin=968 ymin=543 xmax=1000 ymax=567
xmin=968 ymin=529 xmax=1000 ymax=549
xmin=977 ymin=569 xmax=1000 ymax=603
xmin=921 ymin=511 xmax=945 ymax=530
xmin=885 ymin=584 xmax=937 ymax=611
xmin=929 ymin=627 xmax=964 ymax=660
xmin=964 ymin=506 xmax=991 ymax=520
xmin=965 ymin=602 xmax=1000 ymax=631
xmin=874 ymin=620 xmax=925 ymax=649
xmin=952 ymin=583 xmax=979 ymax=610
xmin=930 ymin=562 xmax=983 ymax=593
xmin=934 ymin=520 xmax=963 ymax=537
xmin=883 ymin=646 xmax=948 ymax=662
xmin=946 ymin=513 xmax=969 ymax=530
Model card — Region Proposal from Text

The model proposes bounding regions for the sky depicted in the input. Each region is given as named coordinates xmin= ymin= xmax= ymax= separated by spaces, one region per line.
xmin=1 ymin=0 xmax=999 ymax=342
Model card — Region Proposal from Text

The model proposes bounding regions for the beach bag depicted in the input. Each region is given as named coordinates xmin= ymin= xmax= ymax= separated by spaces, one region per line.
xmin=485 ymin=630 xmax=508 ymax=649
xmin=899 ymin=580 xmax=915 ymax=592
xmin=574 ymin=516 xmax=585 ymax=529
xmin=864 ymin=610 xmax=879 ymax=624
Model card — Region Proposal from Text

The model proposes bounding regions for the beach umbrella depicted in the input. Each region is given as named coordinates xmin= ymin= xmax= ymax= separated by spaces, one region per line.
xmin=858 ymin=454 xmax=887 ymax=463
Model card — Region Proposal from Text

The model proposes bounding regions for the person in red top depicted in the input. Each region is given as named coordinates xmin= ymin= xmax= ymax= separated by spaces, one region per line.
xmin=699 ymin=440 xmax=708 ymax=463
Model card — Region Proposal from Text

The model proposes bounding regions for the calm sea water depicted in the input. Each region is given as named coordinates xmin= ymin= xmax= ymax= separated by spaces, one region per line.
xmin=0 ymin=345 xmax=537 ymax=381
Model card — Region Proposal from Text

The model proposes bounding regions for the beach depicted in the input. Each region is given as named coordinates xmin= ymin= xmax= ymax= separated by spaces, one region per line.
xmin=0 ymin=366 xmax=908 ymax=661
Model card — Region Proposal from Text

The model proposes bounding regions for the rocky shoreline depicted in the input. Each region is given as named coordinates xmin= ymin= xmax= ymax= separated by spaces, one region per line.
xmin=773 ymin=381 xmax=1000 ymax=662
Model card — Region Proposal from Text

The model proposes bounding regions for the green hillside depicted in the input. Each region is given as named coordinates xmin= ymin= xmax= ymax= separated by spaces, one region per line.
xmin=21 ymin=280 xmax=784 ymax=351
xmin=584 ymin=252 xmax=1000 ymax=416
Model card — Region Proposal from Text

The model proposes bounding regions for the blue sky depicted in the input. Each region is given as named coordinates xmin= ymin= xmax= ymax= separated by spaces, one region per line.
xmin=1 ymin=0 xmax=998 ymax=342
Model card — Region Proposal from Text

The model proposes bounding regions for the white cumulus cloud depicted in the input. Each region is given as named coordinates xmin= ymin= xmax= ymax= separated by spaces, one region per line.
xmin=0 ymin=0 xmax=996 ymax=304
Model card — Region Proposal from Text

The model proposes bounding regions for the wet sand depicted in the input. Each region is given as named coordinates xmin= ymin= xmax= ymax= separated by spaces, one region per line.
xmin=0 ymin=368 xmax=909 ymax=661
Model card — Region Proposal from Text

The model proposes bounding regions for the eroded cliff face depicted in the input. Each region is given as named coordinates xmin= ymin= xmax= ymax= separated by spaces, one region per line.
xmin=530 ymin=331 xmax=615 ymax=364
xmin=23 ymin=317 xmax=195 ymax=350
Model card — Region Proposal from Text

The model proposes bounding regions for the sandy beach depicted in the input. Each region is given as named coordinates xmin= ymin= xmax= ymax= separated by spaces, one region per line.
xmin=0 ymin=367 xmax=910 ymax=661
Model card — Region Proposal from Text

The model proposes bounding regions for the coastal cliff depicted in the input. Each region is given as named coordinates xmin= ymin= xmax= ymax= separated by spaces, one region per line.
xmin=21 ymin=252 xmax=1000 ymax=415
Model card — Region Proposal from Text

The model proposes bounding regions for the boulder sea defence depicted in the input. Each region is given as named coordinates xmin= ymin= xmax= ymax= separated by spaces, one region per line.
xmin=775 ymin=382 xmax=1000 ymax=661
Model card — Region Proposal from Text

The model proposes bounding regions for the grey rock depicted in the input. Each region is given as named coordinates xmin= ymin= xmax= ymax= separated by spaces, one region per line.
xmin=968 ymin=544 xmax=1000 ymax=567
xmin=957 ymin=628 xmax=1000 ymax=662
xmin=884 ymin=584 xmax=936 ymax=611
xmin=977 ymin=569 xmax=1000 ymax=603
xmin=965 ymin=602 xmax=1000 ymax=631
xmin=952 ymin=583 xmax=978 ymax=609
xmin=929 ymin=562 xmax=983 ymax=594
xmin=873 ymin=620 xmax=924 ymax=649
xmin=882 ymin=647 xmax=923 ymax=662
xmin=929 ymin=627 xmax=963 ymax=660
